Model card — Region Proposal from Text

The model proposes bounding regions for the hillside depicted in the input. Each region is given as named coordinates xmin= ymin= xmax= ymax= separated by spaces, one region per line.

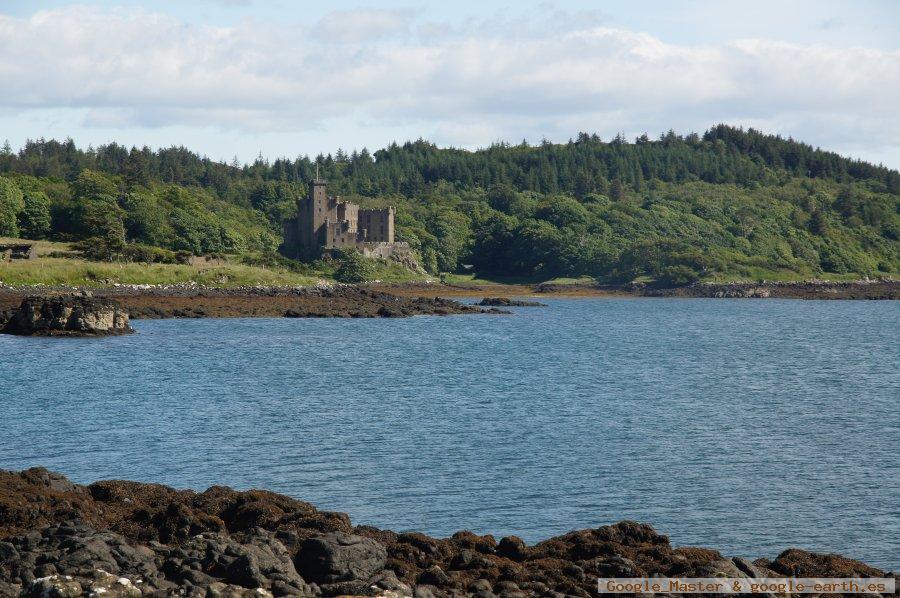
xmin=0 ymin=125 xmax=897 ymax=285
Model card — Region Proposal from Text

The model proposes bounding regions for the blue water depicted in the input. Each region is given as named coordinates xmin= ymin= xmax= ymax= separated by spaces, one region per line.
xmin=1 ymin=299 xmax=898 ymax=569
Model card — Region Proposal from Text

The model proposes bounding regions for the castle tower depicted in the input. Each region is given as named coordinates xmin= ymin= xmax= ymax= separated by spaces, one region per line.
xmin=295 ymin=174 xmax=329 ymax=259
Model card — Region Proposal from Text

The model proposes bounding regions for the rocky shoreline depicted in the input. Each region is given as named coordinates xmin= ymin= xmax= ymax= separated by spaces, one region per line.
xmin=0 ymin=279 xmax=895 ymax=331
xmin=379 ymin=278 xmax=899 ymax=300
xmin=637 ymin=278 xmax=899 ymax=300
xmin=0 ymin=285 xmax=504 ymax=327
xmin=0 ymin=469 xmax=894 ymax=597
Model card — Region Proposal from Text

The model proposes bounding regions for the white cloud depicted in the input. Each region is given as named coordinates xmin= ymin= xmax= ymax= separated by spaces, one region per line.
xmin=313 ymin=9 xmax=414 ymax=44
xmin=0 ymin=5 xmax=898 ymax=164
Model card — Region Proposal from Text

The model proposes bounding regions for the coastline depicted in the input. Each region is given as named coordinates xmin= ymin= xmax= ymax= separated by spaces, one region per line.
xmin=375 ymin=279 xmax=899 ymax=300
xmin=0 ymin=468 xmax=894 ymax=597
xmin=0 ymin=278 xmax=895 ymax=324
xmin=0 ymin=279 xmax=895 ymax=332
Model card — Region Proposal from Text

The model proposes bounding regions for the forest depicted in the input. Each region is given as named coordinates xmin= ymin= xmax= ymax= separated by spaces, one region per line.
xmin=0 ymin=125 xmax=897 ymax=283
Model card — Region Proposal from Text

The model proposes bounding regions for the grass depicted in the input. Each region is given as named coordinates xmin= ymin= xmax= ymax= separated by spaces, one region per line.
xmin=0 ymin=237 xmax=431 ymax=287
xmin=0 ymin=256 xmax=326 ymax=287
xmin=2 ymin=238 xmax=884 ymax=289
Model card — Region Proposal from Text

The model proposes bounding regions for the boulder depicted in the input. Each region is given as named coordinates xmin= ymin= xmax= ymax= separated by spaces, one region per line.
xmin=295 ymin=532 xmax=387 ymax=584
xmin=1 ymin=295 xmax=133 ymax=336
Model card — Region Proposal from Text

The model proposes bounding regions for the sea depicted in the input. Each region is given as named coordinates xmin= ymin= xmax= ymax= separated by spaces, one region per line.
xmin=1 ymin=298 xmax=898 ymax=569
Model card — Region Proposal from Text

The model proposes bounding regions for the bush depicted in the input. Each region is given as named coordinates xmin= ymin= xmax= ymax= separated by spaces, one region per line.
xmin=656 ymin=265 xmax=700 ymax=287
xmin=121 ymin=244 xmax=180 ymax=264
xmin=333 ymin=248 xmax=374 ymax=283
xmin=72 ymin=236 xmax=124 ymax=262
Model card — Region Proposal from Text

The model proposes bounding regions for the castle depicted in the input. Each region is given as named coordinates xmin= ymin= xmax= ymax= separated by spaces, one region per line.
xmin=280 ymin=175 xmax=410 ymax=262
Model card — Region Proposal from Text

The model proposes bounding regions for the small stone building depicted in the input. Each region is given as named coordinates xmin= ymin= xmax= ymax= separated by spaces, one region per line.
xmin=0 ymin=243 xmax=37 ymax=261
xmin=280 ymin=177 xmax=411 ymax=263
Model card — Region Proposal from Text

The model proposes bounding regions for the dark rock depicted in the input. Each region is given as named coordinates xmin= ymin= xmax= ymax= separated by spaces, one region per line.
xmin=478 ymin=298 xmax=546 ymax=307
xmin=497 ymin=537 xmax=529 ymax=561
xmin=295 ymin=532 xmax=387 ymax=584
xmin=468 ymin=579 xmax=493 ymax=593
xmin=0 ymin=469 xmax=894 ymax=597
xmin=2 ymin=295 xmax=133 ymax=336
xmin=418 ymin=565 xmax=451 ymax=586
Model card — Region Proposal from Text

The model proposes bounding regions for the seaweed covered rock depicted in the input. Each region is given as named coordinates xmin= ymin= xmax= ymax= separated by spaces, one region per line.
xmin=1 ymin=295 xmax=132 ymax=336
xmin=477 ymin=298 xmax=546 ymax=307
xmin=0 ymin=469 xmax=895 ymax=597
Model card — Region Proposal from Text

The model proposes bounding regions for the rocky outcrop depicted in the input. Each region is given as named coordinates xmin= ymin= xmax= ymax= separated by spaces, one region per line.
xmin=1 ymin=295 xmax=132 ymax=336
xmin=296 ymin=533 xmax=387 ymax=587
xmin=477 ymin=298 xmax=546 ymax=307
xmin=0 ymin=468 xmax=895 ymax=597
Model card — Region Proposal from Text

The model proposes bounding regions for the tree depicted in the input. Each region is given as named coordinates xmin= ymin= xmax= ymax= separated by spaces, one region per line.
xmin=72 ymin=169 xmax=119 ymax=201
xmin=0 ymin=177 xmax=24 ymax=237
xmin=18 ymin=191 xmax=51 ymax=239
xmin=809 ymin=208 xmax=828 ymax=236
xmin=334 ymin=249 xmax=374 ymax=283
xmin=122 ymin=192 xmax=171 ymax=245
xmin=609 ymin=178 xmax=625 ymax=202
xmin=534 ymin=195 xmax=590 ymax=231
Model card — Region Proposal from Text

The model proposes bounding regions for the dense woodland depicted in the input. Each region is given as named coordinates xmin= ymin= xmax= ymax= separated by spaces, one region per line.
xmin=0 ymin=125 xmax=897 ymax=283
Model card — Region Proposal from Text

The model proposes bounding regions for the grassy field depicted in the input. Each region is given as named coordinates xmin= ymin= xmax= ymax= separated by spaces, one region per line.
xmin=0 ymin=256 xmax=326 ymax=287
xmin=0 ymin=238 xmax=431 ymax=287
xmin=1 ymin=238 xmax=879 ymax=289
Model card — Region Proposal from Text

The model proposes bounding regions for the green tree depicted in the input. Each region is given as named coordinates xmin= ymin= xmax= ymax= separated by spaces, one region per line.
xmin=0 ymin=177 xmax=24 ymax=237
xmin=122 ymin=192 xmax=171 ymax=245
xmin=334 ymin=248 xmax=374 ymax=283
xmin=18 ymin=191 xmax=51 ymax=239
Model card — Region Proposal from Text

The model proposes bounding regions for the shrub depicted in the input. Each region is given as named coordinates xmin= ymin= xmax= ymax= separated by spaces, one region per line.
xmin=333 ymin=248 xmax=374 ymax=283
xmin=656 ymin=265 xmax=700 ymax=287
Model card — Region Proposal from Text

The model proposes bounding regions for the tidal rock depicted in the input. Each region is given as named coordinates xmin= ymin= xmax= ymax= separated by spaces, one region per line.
xmin=477 ymin=298 xmax=546 ymax=307
xmin=162 ymin=529 xmax=311 ymax=594
xmin=295 ymin=532 xmax=387 ymax=584
xmin=1 ymin=295 xmax=133 ymax=336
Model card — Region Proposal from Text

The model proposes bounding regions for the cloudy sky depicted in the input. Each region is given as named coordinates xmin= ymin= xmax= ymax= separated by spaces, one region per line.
xmin=1 ymin=0 xmax=898 ymax=167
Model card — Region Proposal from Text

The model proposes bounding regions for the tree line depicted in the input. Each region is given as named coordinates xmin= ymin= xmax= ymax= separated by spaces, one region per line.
xmin=0 ymin=125 xmax=897 ymax=282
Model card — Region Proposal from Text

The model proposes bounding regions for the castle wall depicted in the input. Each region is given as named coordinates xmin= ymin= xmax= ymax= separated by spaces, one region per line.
xmin=281 ymin=218 xmax=299 ymax=259
xmin=358 ymin=208 xmax=395 ymax=243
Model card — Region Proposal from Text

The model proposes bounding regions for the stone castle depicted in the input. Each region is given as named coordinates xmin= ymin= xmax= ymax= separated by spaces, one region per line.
xmin=280 ymin=176 xmax=411 ymax=263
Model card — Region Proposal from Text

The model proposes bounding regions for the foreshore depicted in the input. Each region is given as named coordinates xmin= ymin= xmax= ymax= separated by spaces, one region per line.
xmin=0 ymin=468 xmax=894 ymax=597
xmin=378 ymin=278 xmax=899 ymax=300
xmin=0 ymin=279 xmax=895 ymax=325
xmin=0 ymin=284 xmax=501 ymax=323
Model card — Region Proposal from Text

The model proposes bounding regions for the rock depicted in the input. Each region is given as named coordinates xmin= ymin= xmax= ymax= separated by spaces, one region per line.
xmin=22 ymin=575 xmax=83 ymax=597
xmin=477 ymin=298 xmax=546 ymax=307
xmin=1 ymin=295 xmax=133 ymax=336
xmin=295 ymin=533 xmax=387 ymax=584
xmin=468 ymin=579 xmax=493 ymax=593
xmin=165 ymin=530 xmax=310 ymax=594
xmin=0 ymin=469 xmax=894 ymax=597
xmin=497 ymin=537 xmax=529 ymax=561
xmin=417 ymin=565 xmax=451 ymax=586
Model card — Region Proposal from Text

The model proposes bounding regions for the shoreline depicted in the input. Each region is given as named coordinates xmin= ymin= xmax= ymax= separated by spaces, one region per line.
xmin=0 ymin=279 xmax=895 ymax=325
xmin=0 ymin=468 xmax=894 ymax=597
xmin=375 ymin=278 xmax=899 ymax=300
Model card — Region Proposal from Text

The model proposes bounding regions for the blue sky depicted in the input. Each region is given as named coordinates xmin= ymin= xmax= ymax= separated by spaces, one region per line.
xmin=1 ymin=0 xmax=898 ymax=166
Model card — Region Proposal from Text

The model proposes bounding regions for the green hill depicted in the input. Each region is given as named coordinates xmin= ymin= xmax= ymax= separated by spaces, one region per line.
xmin=0 ymin=125 xmax=897 ymax=284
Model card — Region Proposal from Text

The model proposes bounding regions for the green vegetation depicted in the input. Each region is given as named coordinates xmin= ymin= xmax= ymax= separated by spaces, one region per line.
xmin=0 ymin=125 xmax=897 ymax=286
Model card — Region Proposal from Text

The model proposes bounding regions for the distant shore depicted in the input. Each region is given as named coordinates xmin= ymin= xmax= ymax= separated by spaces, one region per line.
xmin=376 ymin=278 xmax=899 ymax=300
xmin=0 ymin=468 xmax=894 ymax=597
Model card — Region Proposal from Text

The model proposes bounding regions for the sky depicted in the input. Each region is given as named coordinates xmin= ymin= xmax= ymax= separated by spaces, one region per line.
xmin=1 ymin=0 xmax=898 ymax=167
